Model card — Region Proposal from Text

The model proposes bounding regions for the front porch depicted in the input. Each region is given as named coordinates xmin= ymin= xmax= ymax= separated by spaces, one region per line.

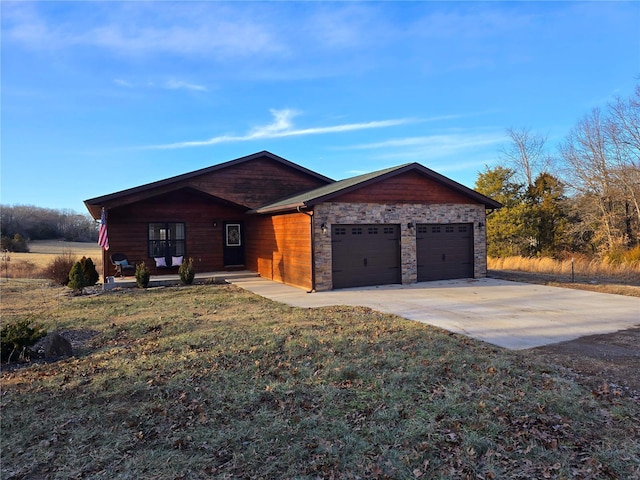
xmin=104 ymin=270 xmax=259 ymax=290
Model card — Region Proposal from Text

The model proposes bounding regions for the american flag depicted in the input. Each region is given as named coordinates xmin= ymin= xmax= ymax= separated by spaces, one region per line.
xmin=98 ymin=207 xmax=109 ymax=251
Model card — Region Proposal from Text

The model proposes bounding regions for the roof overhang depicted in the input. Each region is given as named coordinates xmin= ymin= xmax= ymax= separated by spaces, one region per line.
xmin=85 ymin=185 xmax=249 ymax=219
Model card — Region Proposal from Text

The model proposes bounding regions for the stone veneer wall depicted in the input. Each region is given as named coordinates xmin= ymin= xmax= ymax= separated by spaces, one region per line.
xmin=313 ymin=202 xmax=487 ymax=291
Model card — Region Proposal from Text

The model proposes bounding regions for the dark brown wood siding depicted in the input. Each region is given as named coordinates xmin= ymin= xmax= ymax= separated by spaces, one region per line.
xmin=332 ymin=171 xmax=472 ymax=204
xmin=103 ymin=156 xmax=330 ymax=212
xmin=187 ymin=158 xmax=329 ymax=208
xmin=104 ymin=190 xmax=246 ymax=277
xmin=246 ymin=213 xmax=312 ymax=290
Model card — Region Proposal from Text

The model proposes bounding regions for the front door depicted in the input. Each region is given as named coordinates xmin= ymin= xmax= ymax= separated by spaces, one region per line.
xmin=223 ymin=222 xmax=245 ymax=267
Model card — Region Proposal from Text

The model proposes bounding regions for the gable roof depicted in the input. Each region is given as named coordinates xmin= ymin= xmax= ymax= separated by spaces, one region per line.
xmin=84 ymin=151 xmax=334 ymax=219
xmin=251 ymin=163 xmax=503 ymax=214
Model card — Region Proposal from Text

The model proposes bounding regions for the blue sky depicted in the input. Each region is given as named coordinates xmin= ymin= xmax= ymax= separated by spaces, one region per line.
xmin=2 ymin=1 xmax=639 ymax=214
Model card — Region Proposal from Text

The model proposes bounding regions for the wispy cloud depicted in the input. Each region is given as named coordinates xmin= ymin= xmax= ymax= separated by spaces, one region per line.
xmin=114 ymin=78 xmax=134 ymax=88
xmin=343 ymin=131 xmax=506 ymax=159
xmin=165 ymin=79 xmax=207 ymax=92
xmin=113 ymin=78 xmax=207 ymax=92
xmin=346 ymin=132 xmax=505 ymax=150
xmin=3 ymin=2 xmax=286 ymax=60
xmin=145 ymin=109 xmax=417 ymax=149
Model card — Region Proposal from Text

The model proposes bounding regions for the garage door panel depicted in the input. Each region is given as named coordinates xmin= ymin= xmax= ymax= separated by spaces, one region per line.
xmin=332 ymin=224 xmax=400 ymax=289
xmin=417 ymin=223 xmax=473 ymax=281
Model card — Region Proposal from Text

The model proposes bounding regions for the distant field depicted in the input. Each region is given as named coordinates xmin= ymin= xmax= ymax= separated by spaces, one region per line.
xmin=1 ymin=240 xmax=102 ymax=278
xmin=28 ymin=239 xmax=102 ymax=256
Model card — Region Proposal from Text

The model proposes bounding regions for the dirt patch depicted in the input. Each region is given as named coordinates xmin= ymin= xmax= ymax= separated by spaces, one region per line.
xmin=489 ymin=269 xmax=640 ymax=400
xmin=531 ymin=327 xmax=640 ymax=400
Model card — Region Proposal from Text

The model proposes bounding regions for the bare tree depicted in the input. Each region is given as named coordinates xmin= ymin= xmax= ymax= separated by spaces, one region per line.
xmin=607 ymin=86 xmax=640 ymax=242
xmin=0 ymin=205 xmax=98 ymax=243
xmin=499 ymin=127 xmax=551 ymax=187
xmin=560 ymin=105 xmax=637 ymax=250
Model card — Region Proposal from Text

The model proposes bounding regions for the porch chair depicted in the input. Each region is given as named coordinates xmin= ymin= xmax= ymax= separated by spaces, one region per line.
xmin=110 ymin=253 xmax=135 ymax=277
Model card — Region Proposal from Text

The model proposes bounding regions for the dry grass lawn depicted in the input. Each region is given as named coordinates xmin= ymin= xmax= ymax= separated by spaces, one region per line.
xmin=1 ymin=281 xmax=639 ymax=479
xmin=488 ymin=255 xmax=640 ymax=285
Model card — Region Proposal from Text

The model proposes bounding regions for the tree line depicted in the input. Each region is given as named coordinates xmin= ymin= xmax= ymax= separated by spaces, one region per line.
xmin=1 ymin=205 xmax=98 ymax=251
xmin=476 ymin=84 xmax=639 ymax=259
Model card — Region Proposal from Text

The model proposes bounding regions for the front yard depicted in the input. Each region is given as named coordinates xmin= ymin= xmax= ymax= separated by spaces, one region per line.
xmin=1 ymin=280 xmax=639 ymax=479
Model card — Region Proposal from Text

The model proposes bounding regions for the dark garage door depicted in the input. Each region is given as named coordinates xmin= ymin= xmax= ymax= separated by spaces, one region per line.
xmin=417 ymin=223 xmax=474 ymax=281
xmin=332 ymin=224 xmax=401 ymax=289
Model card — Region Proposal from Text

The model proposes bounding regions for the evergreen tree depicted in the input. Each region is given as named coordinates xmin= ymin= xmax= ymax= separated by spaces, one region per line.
xmin=79 ymin=257 xmax=99 ymax=286
xmin=68 ymin=261 xmax=88 ymax=293
xmin=475 ymin=166 xmax=529 ymax=256
xmin=526 ymin=173 xmax=569 ymax=256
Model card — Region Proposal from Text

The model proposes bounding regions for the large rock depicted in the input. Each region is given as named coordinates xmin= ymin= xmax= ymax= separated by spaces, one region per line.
xmin=36 ymin=332 xmax=73 ymax=359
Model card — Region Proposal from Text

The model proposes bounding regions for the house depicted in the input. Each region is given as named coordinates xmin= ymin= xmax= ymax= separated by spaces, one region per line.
xmin=85 ymin=151 xmax=501 ymax=291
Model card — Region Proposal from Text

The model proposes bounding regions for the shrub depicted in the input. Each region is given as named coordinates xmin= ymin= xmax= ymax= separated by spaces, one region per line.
xmin=135 ymin=262 xmax=150 ymax=288
xmin=45 ymin=251 xmax=76 ymax=285
xmin=67 ymin=256 xmax=99 ymax=292
xmin=79 ymin=256 xmax=99 ymax=286
xmin=68 ymin=260 xmax=88 ymax=293
xmin=178 ymin=257 xmax=195 ymax=285
xmin=1 ymin=319 xmax=47 ymax=363
xmin=606 ymin=245 xmax=640 ymax=266
xmin=9 ymin=234 xmax=29 ymax=253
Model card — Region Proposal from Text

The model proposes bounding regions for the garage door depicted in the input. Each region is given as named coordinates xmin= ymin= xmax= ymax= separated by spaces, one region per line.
xmin=332 ymin=224 xmax=401 ymax=289
xmin=417 ymin=223 xmax=473 ymax=281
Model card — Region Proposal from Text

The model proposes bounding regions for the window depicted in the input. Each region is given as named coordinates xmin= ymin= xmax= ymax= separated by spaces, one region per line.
xmin=148 ymin=223 xmax=185 ymax=259
xmin=368 ymin=227 xmax=379 ymax=235
xmin=226 ymin=224 xmax=241 ymax=246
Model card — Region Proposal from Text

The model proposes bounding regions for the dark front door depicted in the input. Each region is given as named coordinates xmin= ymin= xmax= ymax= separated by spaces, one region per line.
xmin=223 ymin=222 xmax=245 ymax=267
xmin=331 ymin=224 xmax=401 ymax=289
xmin=417 ymin=223 xmax=473 ymax=281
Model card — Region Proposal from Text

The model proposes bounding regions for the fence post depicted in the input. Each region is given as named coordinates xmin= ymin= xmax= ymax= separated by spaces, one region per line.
xmin=571 ymin=257 xmax=574 ymax=282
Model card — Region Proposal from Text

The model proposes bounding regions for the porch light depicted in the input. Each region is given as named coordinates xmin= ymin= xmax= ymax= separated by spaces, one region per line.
xmin=212 ymin=221 xmax=218 ymax=228
xmin=321 ymin=223 xmax=328 ymax=234
xmin=478 ymin=222 xmax=484 ymax=229
xmin=407 ymin=222 xmax=415 ymax=231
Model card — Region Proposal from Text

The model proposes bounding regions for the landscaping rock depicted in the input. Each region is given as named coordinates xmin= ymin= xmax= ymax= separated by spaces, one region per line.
xmin=34 ymin=332 xmax=73 ymax=359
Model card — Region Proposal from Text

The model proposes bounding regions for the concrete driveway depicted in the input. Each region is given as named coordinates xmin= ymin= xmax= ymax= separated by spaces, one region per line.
xmin=227 ymin=276 xmax=640 ymax=350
